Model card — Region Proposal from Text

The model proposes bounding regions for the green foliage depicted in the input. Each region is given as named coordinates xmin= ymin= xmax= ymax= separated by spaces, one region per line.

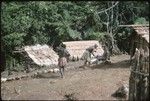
xmin=3 ymin=33 xmax=26 ymax=47
xmin=134 ymin=17 xmax=149 ymax=24
xmin=118 ymin=1 xmax=149 ymax=24
xmin=1 ymin=1 xmax=149 ymax=71
xmin=85 ymin=31 xmax=105 ymax=41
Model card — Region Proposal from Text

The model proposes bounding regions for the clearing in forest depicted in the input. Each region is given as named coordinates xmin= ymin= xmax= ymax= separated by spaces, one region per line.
xmin=1 ymin=54 xmax=130 ymax=100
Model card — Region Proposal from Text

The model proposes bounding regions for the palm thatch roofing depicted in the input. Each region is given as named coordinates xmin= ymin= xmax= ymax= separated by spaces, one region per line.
xmin=133 ymin=26 xmax=149 ymax=43
xmin=24 ymin=44 xmax=59 ymax=66
xmin=63 ymin=40 xmax=104 ymax=59
xmin=119 ymin=24 xmax=149 ymax=43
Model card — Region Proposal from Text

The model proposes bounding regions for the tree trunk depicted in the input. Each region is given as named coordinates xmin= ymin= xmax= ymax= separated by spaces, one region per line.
xmin=108 ymin=2 xmax=121 ymax=55
xmin=0 ymin=51 xmax=6 ymax=72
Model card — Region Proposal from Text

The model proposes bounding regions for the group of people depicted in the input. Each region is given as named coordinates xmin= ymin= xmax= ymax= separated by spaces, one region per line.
xmin=56 ymin=43 xmax=110 ymax=78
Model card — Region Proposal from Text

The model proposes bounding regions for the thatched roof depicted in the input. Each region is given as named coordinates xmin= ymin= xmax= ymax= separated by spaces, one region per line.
xmin=142 ymin=34 xmax=149 ymax=43
xmin=133 ymin=26 xmax=149 ymax=35
xmin=63 ymin=40 xmax=104 ymax=59
xmin=119 ymin=24 xmax=149 ymax=43
xmin=24 ymin=44 xmax=59 ymax=66
xmin=133 ymin=25 xmax=149 ymax=43
xmin=132 ymin=26 xmax=149 ymax=43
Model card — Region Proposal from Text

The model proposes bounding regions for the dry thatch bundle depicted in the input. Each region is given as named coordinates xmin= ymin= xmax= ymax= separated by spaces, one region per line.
xmin=133 ymin=26 xmax=149 ymax=35
xmin=133 ymin=26 xmax=149 ymax=43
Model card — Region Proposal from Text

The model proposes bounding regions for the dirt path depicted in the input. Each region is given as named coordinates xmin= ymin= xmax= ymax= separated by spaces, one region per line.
xmin=1 ymin=54 xmax=130 ymax=100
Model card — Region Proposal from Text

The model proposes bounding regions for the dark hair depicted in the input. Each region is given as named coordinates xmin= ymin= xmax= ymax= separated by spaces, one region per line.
xmin=94 ymin=44 xmax=98 ymax=48
xmin=61 ymin=44 xmax=66 ymax=48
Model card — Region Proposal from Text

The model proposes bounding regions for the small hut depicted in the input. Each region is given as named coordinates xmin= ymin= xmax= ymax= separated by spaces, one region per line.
xmin=63 ymin=40 xmax=104 ymax=61
xmin=119 ymin=24 xmax=149 ymax=100
xmin=119 ymin=24 xmax=149 ymax=57
xmin=1 ymin=44 xmax=59 ymax=82
xmin=14 ymin=44 xmax=59 ymax=72
xmin=129 ymin=25 xmax=149 ymax=59
xmin=24 ymin=44 xmax=59 ymax=66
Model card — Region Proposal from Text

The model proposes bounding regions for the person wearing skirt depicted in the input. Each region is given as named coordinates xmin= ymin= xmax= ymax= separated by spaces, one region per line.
xmin=56 ymin=43 xmax=70 ymax=78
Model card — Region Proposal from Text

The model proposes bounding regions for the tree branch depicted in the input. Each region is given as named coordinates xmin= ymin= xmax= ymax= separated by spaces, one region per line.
xmin=97 ymin=1 xmax=119 ymax=14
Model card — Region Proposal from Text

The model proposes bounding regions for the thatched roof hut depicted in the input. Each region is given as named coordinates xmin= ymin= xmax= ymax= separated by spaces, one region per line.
xmin=119 ymin=24 xmax=149 ymax=57
xmin=131 ymin=25 xmax=149 ymax=57
xmin=24 ymin=44 xmax=59 ymax=66
xmin=63 ymin=40 xmax=104 ymax=60
xmin=120 ymin=24 xmax=149 ymax=100
xmin=1 ymin=44 xmax=60 ymax=82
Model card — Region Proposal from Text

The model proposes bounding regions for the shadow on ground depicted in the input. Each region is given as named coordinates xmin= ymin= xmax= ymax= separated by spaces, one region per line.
xmin=35 ymin=73 xmax=60 ymax=79
xmin=90 ymin=60 xmax=130 ymax=70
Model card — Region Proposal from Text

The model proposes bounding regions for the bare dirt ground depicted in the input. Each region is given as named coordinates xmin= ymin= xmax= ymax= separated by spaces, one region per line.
xmin=1 ymin=54 xmax=130 ymax=100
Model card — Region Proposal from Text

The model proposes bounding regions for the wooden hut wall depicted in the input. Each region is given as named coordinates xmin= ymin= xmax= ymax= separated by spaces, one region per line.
xmin=129 ymin=28 xmax=149 ymax=100
xmin=130 ymin=32 xmax=148 ymax=59
xmin=130 ymin=33 xmax=139 ymax=58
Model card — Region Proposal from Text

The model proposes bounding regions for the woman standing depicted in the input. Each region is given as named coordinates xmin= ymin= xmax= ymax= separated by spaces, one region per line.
xmin=56 ymin=43 xmax=70 ymax=78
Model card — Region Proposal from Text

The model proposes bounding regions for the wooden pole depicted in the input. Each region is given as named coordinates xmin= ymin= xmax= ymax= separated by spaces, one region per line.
xmin=118 ymin=24 xmax=149 ymax=27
